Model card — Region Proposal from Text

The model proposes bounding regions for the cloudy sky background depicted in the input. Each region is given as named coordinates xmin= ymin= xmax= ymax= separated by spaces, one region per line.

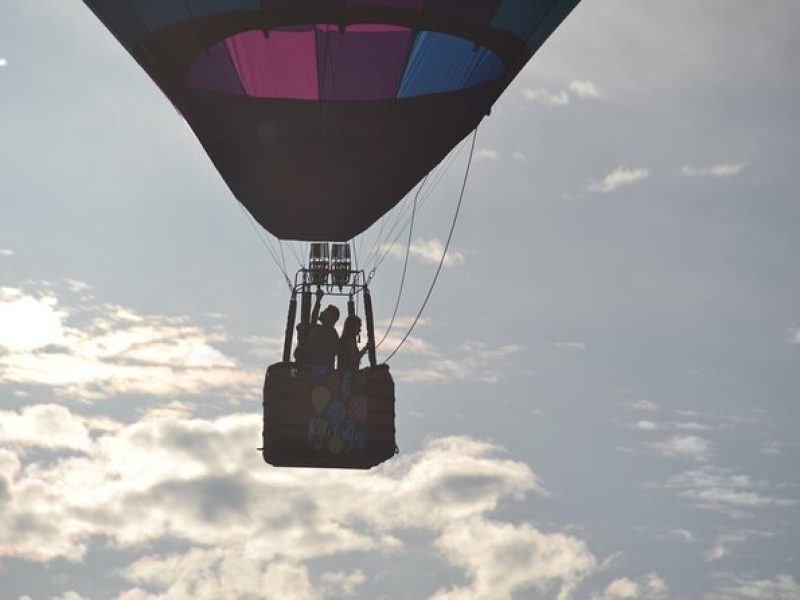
xmin=2 ymin=0 xmax=799 ymax=598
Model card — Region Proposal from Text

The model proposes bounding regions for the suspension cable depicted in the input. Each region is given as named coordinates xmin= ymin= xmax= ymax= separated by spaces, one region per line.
xmin=383 ymin=127 xmax=479 ymax=363
xmin=375 ymin=175 xmax=421 ymax=349
xmin=369 ymin=140 xmax=467 ymax=276
xmin=234 ymin=201 xmax=293 ymax=290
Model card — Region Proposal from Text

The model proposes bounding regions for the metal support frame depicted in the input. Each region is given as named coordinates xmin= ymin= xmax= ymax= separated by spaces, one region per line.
xmin=280 ymin=266 xmax=379 ymax=365
xmin=282 ymin=291 xmax=297 ymax=363
xmin=363 ymin=287 xmax=378 ymax=367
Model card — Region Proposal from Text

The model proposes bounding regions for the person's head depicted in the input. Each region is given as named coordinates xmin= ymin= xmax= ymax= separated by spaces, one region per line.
xmin=296 ymin=322 xmax=309 ymax=337
xmin=342 ymin=315 xmax=362 ymax=339
xmin=318 ymin=305 xmax=340 ymax=326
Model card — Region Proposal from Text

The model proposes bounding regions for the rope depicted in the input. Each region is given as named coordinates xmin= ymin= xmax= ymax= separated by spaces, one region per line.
xmin=278 ymin=240 xmax=288 ymax=277
xmin=370 ymin=174 xmax=428 ymax=275
xmin=375 ymin=175 xmax=420 ymax=349
xmin=369 ymin=139 xmax=467 ymax=276
xmin=234 ymin=201 xmax=293 ymax=290
xmin=383 ymin=127 xmax=479 ymax=363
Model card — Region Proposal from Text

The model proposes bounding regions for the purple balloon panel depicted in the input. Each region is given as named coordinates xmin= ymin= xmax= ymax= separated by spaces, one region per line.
xmin=187 ymin=41 xmax=246 ymax=95
xmin=317 ymin=24 xmax=414 ymax=100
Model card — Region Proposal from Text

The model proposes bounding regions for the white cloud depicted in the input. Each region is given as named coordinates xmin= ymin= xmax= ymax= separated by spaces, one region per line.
xmin=786 ymin=325 xmax=800 ymax=345
xmin=512 ymin=150 xmax=527 ymax=163
xmin=710 ymin=574 xmax=800 ymax=600
xmin=592 ymin=573 xmax=668 ymax=599
xmin=555 ymin=342 xmax=587 ymax=352
xmin=0 ymin=404 xmax=106 ymax=451
xmin=568 ymin=80 xmax=603 ymax=99
xmin=0 ymin=287 xmax=65 ymax=350
xmin=377 ymin=315 xmax=429 ymax=331
xmin=392 ymin=339 xmax=522 ymax=384
xmin=598 ymin=578 xmax=639 ymax=599
xmin=588 ymin=167 xmax=651 ymax=193
xmin=760 ymin=440 xmax=796 ymax=456
xmin=431 ymin=519 xmax=596 ymax=600
xmin=672 ymin=421 xmax=711 ymax=431
xmin=632 ymin=420 xmax=659 ymax=431
xmin=629 ymin=420 xmax=710 ymax=432
xmin=522 ymin=80 xmax=603 ymax=106
xmin=706 ymin=532 xmax=749 ymax=562
xmin=380 ymin=238 xmax=466 ymax=268
xmin=0 ymin=284 xmax=259 ymax=401
xmin=320 ymin=570 xmax=366 ymax=597
xmin=662 ymin=466 xmax=796 ymax=516
xmin=675 ymin=409 xmax=702 ymax=417
xmin=0 ymin=58 xmax=7 ymax=68
xmin=644 ymin=574 xmax=668 ymax=595
xmin=475 ymin=148 xmax=500 ymax=161
xmin=63 ymin=279 xmax=93 ymax=293
xmin=629 ymin=399 xmax=660 ymax=412
xmin=681 ymin=161 xmax=748 ymax=177
xmin=121 ymin=551 xmax=319 ymax=600
xmin=50 ymin=593 xmax=90 ymax=600
xmin=522 ymin=88 xmax=571 ymax=106
xmin=0 ymin=406 xmax=597 ymax=598
xmin=0 ymin=248 xmax=14 ymax=256
xmin=650 ymin=435 xmax=713 ymax=461
xmin=665 ymin=528 xmax=696 ymax=543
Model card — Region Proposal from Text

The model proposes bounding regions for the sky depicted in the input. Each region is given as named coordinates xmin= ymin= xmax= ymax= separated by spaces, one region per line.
xmin=1 ymin=0 xmax=800 ymax=598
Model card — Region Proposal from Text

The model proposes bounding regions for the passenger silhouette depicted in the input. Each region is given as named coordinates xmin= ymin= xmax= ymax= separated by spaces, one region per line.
xmin=337 ymin=315 xmax=370 ymax=374
xmin=293 ymin=322 xmax=310 ymax=365
xmin=308 ymin=304 xmax=340 ymax=373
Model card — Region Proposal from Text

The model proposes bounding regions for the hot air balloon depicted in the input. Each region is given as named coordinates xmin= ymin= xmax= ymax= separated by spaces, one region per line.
xmin=81 ymin=0 xmax=582 ymax=468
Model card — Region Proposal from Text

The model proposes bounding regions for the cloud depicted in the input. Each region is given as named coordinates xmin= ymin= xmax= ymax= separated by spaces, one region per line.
xmin=629 ymin=399 xmax=660 ymax=412
xmin=650 ymin=435 xmax=713 ymax=461
xmin=377 ymin=315 xmax=429 ymax=331
xmin=588 ymin=167 xmax=651 ymax=193
xmin=431 ymin=519 xmax=596 ymax=600
xmin=522 ymin=80 xmax=603 ymax=106
xmin=380 ymin=238 xmax=466 ymax=268
xmin=681 ymin=162 xmax=748 ymax=177
xmin=760 ymin=441 xmax=796 ymax=456
xmin=522 ymin=88 xmax=570 ymax=106
xmin=512 ymin=151 xmax=527 ymax=163
xmin=0 ymin=58 xmax=7 ymax=68
xmin=786 ymin=325 xmax=800 ymax=345
xmin=475 ymin=148 xmax=500 ymax=161
xmin=555 ymin=342 xmax=587 ymax=352
xmin=0 ymin=248 xmax=14 ymax=256
xmin=628 ymin=420 xmax=711 ymax=432
xmin=632 ymin=420 xmax=660 ymax=431
xmin=592 ymin=573 xmax=668 ymax=599
xmin=709 ymin=574 xmax=800 ymax=600
xmin=568 ymin=80 xmax=603 ymax=99
xmin=597 ymin=578 xmax=639 ymax=599
xmin=705 ymin=531 xmax=761 ymax=562
xmin=121 ymin=551 xmax=321 ymax=600
xmin=662 ymin=466 xmax=796 ymax=516
xmin=320 ymin=570 xmax=366 ymax=597
xmin=0 ymin=404 xmax=106 ymax=451
xmin=390 ymin=339 xmax=522 ymax=384
xmin=0 ymin=283 xmax=261 ymax=401
xmin=50 ymin=593 xmax=89 ymax=600
xmin=665 ymin=529 xmax=696 ymax=543
xmin=0 ymin=406 xmax=597 ymax=598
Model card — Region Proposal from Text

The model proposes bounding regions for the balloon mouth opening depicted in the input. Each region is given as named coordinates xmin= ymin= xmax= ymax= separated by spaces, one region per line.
xmin=186 ymin=24 xmax=506 ymax=101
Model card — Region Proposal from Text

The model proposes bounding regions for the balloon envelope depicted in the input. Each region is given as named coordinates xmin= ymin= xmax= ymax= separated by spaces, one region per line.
xmin=83 ymin=0 xmax=581 ymax=240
